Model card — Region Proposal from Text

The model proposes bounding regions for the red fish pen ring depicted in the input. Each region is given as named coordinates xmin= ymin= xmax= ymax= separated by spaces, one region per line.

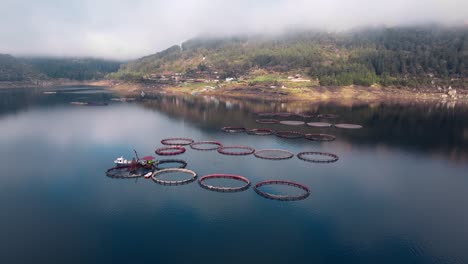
xmin=161 ymin=138 xmax=194 ymax=146
xmin=254 ymin=149 xmax=294 ymax=160
xmin=297 ymin=151 xmax=339 ymax=163
xmin=221 ymin=127 xmax=246 ymax=133
xmin=155 ymin=159 xmax=187 ymax=170
xmin=254 ymin=180 xmax=310 ymax=201
xmin=151 ymin=168 xmax=197 ymax=185
xmin=198 ymin=174 xmax=251 ymax=192
xmin=255 ymin=118 xmax=279 ymax=124
xmin=246 ymin=128 xmax=274 ymax=136
xmin=334 ymin=123 xmax=363 ymax=129
xmin=275 ymin=131 xmax=304 ymax=139
xmin=155 ymin=146 xmax=186 ymax=156
xmin=304 ymin=133 xmax=336 ymax=142
xmin=190 ymin=141 xmax=223 ymax=151
xmin=217 ymin=146 xmax=255 ymax=156
xmin=256 ymin=112 xmax=276 ymax=117
xmin=279 ymin=120 xmax=305 ymax=126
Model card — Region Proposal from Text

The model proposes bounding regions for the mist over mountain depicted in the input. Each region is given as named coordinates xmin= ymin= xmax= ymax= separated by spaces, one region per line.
xmin=1 ymin=0 xmax=467 ymax=59
xmin=110 ymin=26 xmax=468 ymax=87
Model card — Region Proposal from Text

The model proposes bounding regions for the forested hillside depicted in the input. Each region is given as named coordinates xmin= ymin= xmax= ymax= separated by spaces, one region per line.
xmin=112 ymin=26 xmax=468 ymax=87
xmin=0 ymin=55 xmax=121 ymax=81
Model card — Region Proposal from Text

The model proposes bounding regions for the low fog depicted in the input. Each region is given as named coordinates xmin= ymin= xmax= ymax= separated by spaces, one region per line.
xmin=1 ymin=0 xmax=467 ymax=60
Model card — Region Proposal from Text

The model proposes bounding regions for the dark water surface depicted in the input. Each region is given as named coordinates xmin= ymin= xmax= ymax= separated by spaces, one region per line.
xmin=1 ymin=87 xmax=468 ymax=264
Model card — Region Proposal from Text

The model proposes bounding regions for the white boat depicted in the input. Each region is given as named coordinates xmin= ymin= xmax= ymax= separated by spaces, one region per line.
xmin=114 ymin=156 xmax=131 ymax=165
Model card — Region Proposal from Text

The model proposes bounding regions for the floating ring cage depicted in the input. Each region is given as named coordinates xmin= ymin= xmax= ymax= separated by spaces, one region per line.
xmin=105 ymin=165 xmax=154 ymax=179
xmin=190 ymin=141 xmax=223 ymax=151
xmin=155 ymin=146 xmax=186 ymax=156
xmin=334 ymin=123 xmax=363 ymax=129
xmin=254 ymin=180 xmax=310 ymax=201
xmin=155 ymin=159 xmax=187 ymax=170
xmin=151 ymin=168 xmax=197 ymax=185
xmin=254 ymin=149 xmax=294 ymax=160
xmin=221 ymin=127 xmax=246 ymax=133
xmin=306 ymin=122 xmax=333 ymax=128
xmin=298 ymin=113 xmax=315 ymax=119
xmin=161 ymin=137 xmax=194 ymax=146
xmin=256 ymin=112 xmax=276 ymax=117
xmin=275 ymin=131 xmax=304 ymax=139
xmin=304 ymin=133 xmax=336 ymax=142
xmin=246 ymin=128 xmax=274 ymax=136
xmin=297 ymin=151 xmax=339 ymax=163
xmin=275 ymin=112 xmax=294 ymax=117
xmin=198 ymin=174 xmax=251 ymax=192
xmin=217 ymin=145 xmax=255 ymax=156
xmin=279 ymin=120 xmax=305 ymax=126
xmin=319 ymin=114 xmax=339 ymax=119
xmin=255 ymin=118 xmax=279 ymax=124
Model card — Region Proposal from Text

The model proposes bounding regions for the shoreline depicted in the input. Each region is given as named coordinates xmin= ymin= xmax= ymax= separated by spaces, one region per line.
xmin=107 ymin=81 xmax=468 ymax=105
xmin=0 ymin=80 xmax=112 ymax=89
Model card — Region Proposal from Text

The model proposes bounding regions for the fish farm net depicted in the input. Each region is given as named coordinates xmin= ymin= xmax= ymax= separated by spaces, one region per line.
xmin=151 ymin=168 xmax=197 ymax=185
xmin=318 ymin=114 xmax=339 ymax=119
xmin=221 ymin=127 xmax=246 ymax=133
xmin=246 ymin=128 xmax=275 ymax=136
xmin=154 ymin=159 xmax=188 ymax=170
xmin=160 ymin=138 xmax=194 ymax=146
xmin=217 ymin=146 xmax=255 ymax=156
xmin=306 ymin=122 xmax=333 ymax=128
xmin=304 ymin=133 xmax=336 ymax=142
xmin=275 ymin=131 xmax=304 ymax=139
xmin=254 ymin=149 xmax=294 ymax=160
xmin=190 ymin=141 xmax=223 ymax=151
xmin=334 ymin=123 xmax=363 ymax=129
xmin=297 ymin=152 xmax=339 ymax=163
xmin=254 ymin=180 xmax=310 ymax=201
xmin=198 ymin=174 xmax=251 ymax=192
xmin=279 ymin=120 xmax=305 ymax=126
xmin=105 ymin=165 xmax=154 ymax=179
xmin=255 ymin=118 xmax=279 ymax=124
xmin=155 ymin=146 xmax=186 ymax=156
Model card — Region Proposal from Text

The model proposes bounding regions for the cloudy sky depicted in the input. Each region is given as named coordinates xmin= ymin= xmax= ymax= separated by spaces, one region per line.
xmin=0 ymin=0 xmax=467 ymax=60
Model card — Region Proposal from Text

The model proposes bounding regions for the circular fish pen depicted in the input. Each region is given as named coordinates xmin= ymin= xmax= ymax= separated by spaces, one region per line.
xmin=198 ymin=174 xmax=251 ymax=192
xmin=151 ymin=168 xmax=197 ymax=185
xmin=217 ymin=146 xmax=255 ymax=156
xmin=256 ymin=112 xmax=276 ymax=117
xmin=279 ymin=120 xmax=305 ymax=126
xmin=255 ymin=118 xmax=279 ymax=124
xmin=275 ymin=112 xmax=294 ymax=117
xmin=161 ymin=138 xmax=194 ymax=146
xmin=275 ymin=131 xmax=304 ymax=139
xmin=190 ymin=141 xmax=223 ymax=151
xmin=319 ymin=114 xmax=339 ymax=119
xmin=155 ymin=146 xmax=186 ymax=156
xmin=297 ymin=151 xmax=339 ymax=163
xmin=306 ymin=122 xmax=333 ymax=128
xmin=221 ymin=127 xmax=246 ymax=133
xmin=246 ymin=128 xmax=275 ymax=136
xmin=154 ymin=159 xmax=187 ymax=170
xmin=304 ymin=133 xmax=336 ymax=142
xmin=254 ymin=180 xmax=310 ymax=201
xmin=254 ymin=149 xmax=294 ymax=160
xmin=105 ymin=165 xmax=154 ymax=179
xmin=334 ymin=123 xmax=363 ymax=129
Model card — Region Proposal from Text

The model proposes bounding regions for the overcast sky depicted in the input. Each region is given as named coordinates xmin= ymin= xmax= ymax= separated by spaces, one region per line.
xmin=1 ymin=0 xmax=467 ymax=60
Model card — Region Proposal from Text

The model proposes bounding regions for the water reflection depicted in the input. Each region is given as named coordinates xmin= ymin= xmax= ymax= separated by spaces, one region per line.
xmin=142 ymin=94 xmax=468 ymax=163
xmin=1 ymin=87 xmax=468 ymax=263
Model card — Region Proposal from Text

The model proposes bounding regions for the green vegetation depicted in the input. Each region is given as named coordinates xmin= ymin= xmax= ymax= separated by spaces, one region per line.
xmin=113 ymin=25 xmax=468 ymax=87
xmin=0 ymin=55 xmax=121 ymax=81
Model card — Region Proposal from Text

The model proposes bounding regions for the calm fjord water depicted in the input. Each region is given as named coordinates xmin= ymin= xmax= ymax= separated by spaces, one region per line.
xmin=1 ymin=87 xmax=468 ymax=264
